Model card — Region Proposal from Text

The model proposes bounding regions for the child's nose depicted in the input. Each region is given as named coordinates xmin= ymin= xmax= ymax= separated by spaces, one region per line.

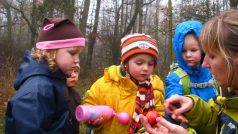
xmin=143 ymin=64 xmax=149 ymax=70
xmin=186 ymin=51 xmax=192 ymax=56
xmin=71 ymin=72 xmax=77 ymax=78
xmin=74 ymin=56 xmax=80 ymax=64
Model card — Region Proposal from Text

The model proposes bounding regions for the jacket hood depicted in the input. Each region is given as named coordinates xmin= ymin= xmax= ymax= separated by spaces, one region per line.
xmin=174 ymin=20 xmax=204 ymax=75
xmin=104 ymin=65 xmax=125 ymax=82
xmin=14 ymin=50 xmax=67 ymax=90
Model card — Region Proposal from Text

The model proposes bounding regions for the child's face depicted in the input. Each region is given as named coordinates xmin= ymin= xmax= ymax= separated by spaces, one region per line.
xmin=67 ymin=67 xmax=79 ymax=87
xmin=55 ymin=47 xmax=82 ymax=75
xmin=182 ymin=35 xmax=201 ymax=67
xmin=127 ymin=54 xmax=155 ymax=81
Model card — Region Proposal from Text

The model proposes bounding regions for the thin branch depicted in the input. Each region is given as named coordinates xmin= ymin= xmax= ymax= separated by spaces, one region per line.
xmin=5 ymin=1 xmax=38 ymax=36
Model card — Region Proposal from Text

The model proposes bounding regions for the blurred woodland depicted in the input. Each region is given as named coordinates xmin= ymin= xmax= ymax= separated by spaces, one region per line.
xmin=0 ymin=0 xmax=237 ymax=133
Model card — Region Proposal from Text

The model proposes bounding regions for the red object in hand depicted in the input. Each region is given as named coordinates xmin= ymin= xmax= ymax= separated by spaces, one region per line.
xmin=146 ymin=110 xmax=160 ymax=126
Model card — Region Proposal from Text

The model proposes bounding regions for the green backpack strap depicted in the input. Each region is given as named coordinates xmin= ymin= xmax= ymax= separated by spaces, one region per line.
xmin=170 ymin=63 xmax=221 ymax=96
xmin=215 ymin=81 xmax=221 ymax=95
xmin=173 ymin=67 xmax=191 ymax=95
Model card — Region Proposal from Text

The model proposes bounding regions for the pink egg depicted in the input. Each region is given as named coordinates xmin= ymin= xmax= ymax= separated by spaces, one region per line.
xmin=117 ymin=112 xmax=130 ymax=124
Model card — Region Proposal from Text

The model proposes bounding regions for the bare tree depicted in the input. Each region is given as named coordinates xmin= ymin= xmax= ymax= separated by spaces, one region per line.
xmin=0 ymin=0 xmax=234 ymax=82
xmin=30 ymin=0 xmax=38 ymax=46
xmin=17 ymin=1 xmax=38 ymax=45
xmin=86 ymin=0 xmax=101 ymax=68
xmin=0 ymin=0 xmax=12 ymax=44
xmin=111 ymin=0 xmax=124 ymax=64
xmin=230 ymin=0 xmax=238 ymax=8
xmin=80 ymin=0 xmax=91 ymax=35
xmin=138 ymin=0 xmax=143 ymax=33
xmin=120 ymin=0 xmax=125 ymax=34
xmin=123 ymin=0 xmax=140 ymax=35
xmin=111 ymin=0 xmax=156 ymax=64
xmin=206 ymin=0 xmax=210 ymax=18
xmin=168 ymin=0 xmax=173 ymax=65
xmin=62 ymin=0 xmax=76 ymax=20
xmin=154 ymin=0 xmax=160 ymax=40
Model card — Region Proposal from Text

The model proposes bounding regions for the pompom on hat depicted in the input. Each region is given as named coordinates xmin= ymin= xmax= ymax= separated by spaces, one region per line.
xmin=36 ymin=18 xmax=85 ymax=50
xmin=120 ymin=33 xmax=159 ymax=63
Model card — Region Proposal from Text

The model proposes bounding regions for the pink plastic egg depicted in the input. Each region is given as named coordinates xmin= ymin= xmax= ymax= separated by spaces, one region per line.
xmin=117 ymin=112 xmax=130 ymax=124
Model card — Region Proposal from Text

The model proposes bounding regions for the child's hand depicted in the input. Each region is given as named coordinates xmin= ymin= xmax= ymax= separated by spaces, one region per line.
xmin=87 ymin=115 xmax=104 ymax=127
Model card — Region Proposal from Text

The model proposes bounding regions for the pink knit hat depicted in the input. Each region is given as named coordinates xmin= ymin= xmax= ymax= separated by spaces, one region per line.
xmin=36 ymin=18 xmax=85 ymax=50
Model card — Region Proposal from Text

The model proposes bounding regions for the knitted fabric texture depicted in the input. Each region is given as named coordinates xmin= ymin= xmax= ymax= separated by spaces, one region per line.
xmin=36 ymin=18 xmax=85 ymax=50
xmin=129 ymin=78 xmax=155 ymax=133
xmin=120 ymin=33 xmax=159 ymax=63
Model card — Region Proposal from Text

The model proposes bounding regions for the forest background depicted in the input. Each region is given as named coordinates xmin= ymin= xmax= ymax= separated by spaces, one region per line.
xmin=0 ymin=0 xmax=237 ymax=133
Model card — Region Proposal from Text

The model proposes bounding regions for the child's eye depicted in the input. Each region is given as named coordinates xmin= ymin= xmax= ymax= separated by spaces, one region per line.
xmin=68 ymin=48 xmax=80 ymax=55
xmin=69 ymin=51 xmax=78 ymax=56
xmin=148 ymin=62 xmax=154 ymax=66
xmin=136 ymin=62 xmax=143 ymax=65
xmin=191 ymin=49 xmax=199 ymax=52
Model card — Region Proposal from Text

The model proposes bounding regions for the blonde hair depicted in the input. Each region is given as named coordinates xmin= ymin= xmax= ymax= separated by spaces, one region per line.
xmin=200 ymin=9 xmax=238 ymax=83
xmin=31 ymin=48 xmax=57 ymax=71
xmin=185 ymin=32 xmax=200 ymax=47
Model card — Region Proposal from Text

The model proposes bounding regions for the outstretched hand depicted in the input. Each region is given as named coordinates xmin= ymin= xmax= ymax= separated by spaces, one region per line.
xmin=140 ymin=115 xmax=188 ymax=134
xmin=164 ymin=95 xmax=193 ymax=123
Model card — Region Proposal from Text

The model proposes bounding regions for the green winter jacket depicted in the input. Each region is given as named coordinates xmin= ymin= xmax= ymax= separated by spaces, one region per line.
xmin=186 ymin=92 xmax=238 ymax=134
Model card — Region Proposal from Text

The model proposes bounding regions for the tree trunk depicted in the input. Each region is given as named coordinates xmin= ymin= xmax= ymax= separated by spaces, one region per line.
xmin=124 ymin=0 xmax=129 ymax=32
xmin=120 ymin=0 xmax=124 ymax=35
xmin=168 ymin=0 xmax=173 ymax=64
xmin=112 ymin=0 xmax=155 ymax=64
xmin=31 ymin=0 xmax=38 ymax=47
xmin=143 ymin=4 xmax=149 ymax=32
xmin=138 ymin=0 xmax=143 ymax=33
xmin=80 ymin=0 xmax=91 ymax=35
xmin=111 ymin=0 xmax=123 ymax=64
xmin=155 ymin=0 xmax=160 ymax=41
xmin=206 ymin=0 xmax=210 ymax=18
xmin=112 ymin=0 xmax=141 ymax=64
xmin=86 ymin=0 xmax=101 ymax=68
xmin=1 ymin=0 xmax=12 ymax=44
xmin=230 ymin=0 xmax=238 ymax=8
xmin=63 ymin=0 xmax=75 ymax=20
xmin=43 ymin=0 xmax=54 ymax=17
xmin=123 ymin=0 xmax=140 ymax=35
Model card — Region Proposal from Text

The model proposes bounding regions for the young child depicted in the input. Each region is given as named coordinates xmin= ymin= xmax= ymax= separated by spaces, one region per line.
xmin=67 ymin=64 xmax=81 ymax=134
xmin=82 ymin=33 xmax=165 ymax=134
xmin=140 ymin=9 xmax=238 ymax=134
xmin=165 ymin=20 xmax=218 ymax=123
xmin=5 ymin=18 xmax=85 ymax=133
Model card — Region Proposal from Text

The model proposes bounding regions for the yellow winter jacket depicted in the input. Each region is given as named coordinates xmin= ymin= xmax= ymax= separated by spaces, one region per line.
xmin=83 ymin=65 xmax=165 ymax=134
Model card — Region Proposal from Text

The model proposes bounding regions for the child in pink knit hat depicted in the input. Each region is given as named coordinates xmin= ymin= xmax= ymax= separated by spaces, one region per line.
xmin=5 ymin=18 xmax=85 ymax=133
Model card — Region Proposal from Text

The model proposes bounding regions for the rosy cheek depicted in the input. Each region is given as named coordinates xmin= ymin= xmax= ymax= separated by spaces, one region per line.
xmin=64 ymin=62 xmax=73 ymax=70
xmin=130 ymin=69 xmax=140 ymax=76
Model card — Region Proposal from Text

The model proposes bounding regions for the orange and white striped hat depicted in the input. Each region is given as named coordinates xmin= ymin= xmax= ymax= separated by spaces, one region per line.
xmin=120 ymin=33 xmax=159 ymax=63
